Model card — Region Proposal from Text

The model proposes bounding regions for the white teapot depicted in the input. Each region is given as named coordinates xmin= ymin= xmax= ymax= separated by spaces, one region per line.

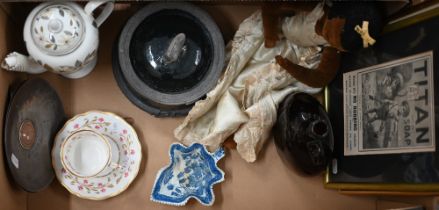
xmin=1 ymin=1 xmax=114 ymax=79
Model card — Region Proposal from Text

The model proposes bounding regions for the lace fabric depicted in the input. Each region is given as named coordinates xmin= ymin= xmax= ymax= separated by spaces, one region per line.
xmin=174 ymin=7 xmax=326 ymax=162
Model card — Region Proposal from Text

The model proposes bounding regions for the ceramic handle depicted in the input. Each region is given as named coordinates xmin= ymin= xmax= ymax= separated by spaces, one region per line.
xmin=84 ymin=1 xmax=114 ymax=27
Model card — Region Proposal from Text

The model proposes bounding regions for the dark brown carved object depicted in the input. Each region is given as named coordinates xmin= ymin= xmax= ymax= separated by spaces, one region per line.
xmin=262 ymin=2 xmax=383 ymax=88
xmin=262 ymin=3 xmax=340 ymax=88
xmin=261 ymin=4 xmax=279 ymax=48
xmin=275 ymin=47 xmax=340 ymax=88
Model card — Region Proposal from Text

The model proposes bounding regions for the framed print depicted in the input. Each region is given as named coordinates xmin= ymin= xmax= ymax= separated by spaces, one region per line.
xmin=325 ymin=3 xmax=439 ymax=193
xmin=343 ymin=52 xmax=435 ymax=156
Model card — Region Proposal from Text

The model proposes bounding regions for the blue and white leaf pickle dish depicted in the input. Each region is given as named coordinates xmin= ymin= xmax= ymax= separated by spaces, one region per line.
xmin=151 ymin=143 xmax=225 ymax=206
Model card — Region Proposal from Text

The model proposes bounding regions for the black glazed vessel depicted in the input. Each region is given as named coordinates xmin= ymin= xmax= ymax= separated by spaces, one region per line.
xmin=113 ymin=2 xmax=225 ymax=117
xmin=273 ymin=92 xmax=334 ymax=175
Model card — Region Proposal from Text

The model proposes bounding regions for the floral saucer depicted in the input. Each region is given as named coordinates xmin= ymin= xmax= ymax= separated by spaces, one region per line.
xmin=151 ymin=143 xmax=225 ymax=206
xmin=52 ymin=111 xmax=142 ymax=200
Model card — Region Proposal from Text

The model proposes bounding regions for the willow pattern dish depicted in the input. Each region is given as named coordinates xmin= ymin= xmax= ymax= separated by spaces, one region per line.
xmin=151 ymin=143 xmax=225 ymax=206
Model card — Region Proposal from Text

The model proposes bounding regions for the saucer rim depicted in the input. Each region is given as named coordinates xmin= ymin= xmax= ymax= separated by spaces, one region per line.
xmin=52 ymin=110 xmax=142 ymax=200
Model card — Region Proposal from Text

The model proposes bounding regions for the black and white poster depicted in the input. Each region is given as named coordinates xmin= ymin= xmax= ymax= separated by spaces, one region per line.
xmin=344 ymin=51 xmax=435 ymax=155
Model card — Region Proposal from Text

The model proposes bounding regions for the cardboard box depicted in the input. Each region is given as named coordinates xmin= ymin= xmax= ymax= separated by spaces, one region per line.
xmin=0 ymin=2 xmax=434 ymax=210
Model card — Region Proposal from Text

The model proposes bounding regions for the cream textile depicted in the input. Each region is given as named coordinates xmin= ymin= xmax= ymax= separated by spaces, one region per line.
xmin=174 ymin=6 xmax=326 ymax=162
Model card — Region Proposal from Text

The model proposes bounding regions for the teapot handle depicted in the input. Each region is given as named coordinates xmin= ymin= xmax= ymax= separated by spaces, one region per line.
xmin=84 ymin=1 xmax=114 ymax=27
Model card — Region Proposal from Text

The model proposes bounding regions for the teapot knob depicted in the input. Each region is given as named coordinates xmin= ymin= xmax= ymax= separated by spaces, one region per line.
xmin=47 ymin=19 xmax=63 ymax=33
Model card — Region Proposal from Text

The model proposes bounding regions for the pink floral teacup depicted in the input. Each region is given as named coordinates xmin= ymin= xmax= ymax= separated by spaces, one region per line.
xmin=61 ymin=130 xmax=120 ymax=178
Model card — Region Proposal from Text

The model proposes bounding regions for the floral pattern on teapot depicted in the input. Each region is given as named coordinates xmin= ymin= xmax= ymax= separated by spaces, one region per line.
xmin=31 ymin=5 xmax=85 ymax=55
xmin=1 ymin=1 xmax=114 ymax=79
xmin=36 ymin=49 xmax=96 ymax=73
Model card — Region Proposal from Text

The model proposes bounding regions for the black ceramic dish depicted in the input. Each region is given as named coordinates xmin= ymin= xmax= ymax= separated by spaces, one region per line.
xmin=4 ymin=78 xmax=65 ymax=192
xmin=114 ymin=2 xmax=225 ymax=117
xmin=112 ymin=44 xmax=192 ymax=117
xmin=273 ymin=92 xmax=334 ymax=175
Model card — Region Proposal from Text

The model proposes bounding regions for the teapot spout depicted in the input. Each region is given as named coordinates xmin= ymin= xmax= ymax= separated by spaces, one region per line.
xmin=1 ymin=52 xmax=46 ymax=74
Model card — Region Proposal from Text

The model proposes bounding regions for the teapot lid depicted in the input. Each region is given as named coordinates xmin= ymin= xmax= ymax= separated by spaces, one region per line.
xmin=30 ymin=4 xmax=85 ymax=56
